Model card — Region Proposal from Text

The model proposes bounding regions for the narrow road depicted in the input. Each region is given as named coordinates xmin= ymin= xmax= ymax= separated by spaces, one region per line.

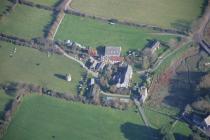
xmin=55 ymin=46 xmax=98 ymax=77
xmin=52 ymin=13 xmax=65 ymax=40
xmin=52 ymin=0 xmax=73 ymax=40
xmin=134 ymin=99 xmax=150 ymax=127
xmin=100 ymin=90 xmax=130 ymax=98
xmin=193 ymin=2 xmax=210 ymax=44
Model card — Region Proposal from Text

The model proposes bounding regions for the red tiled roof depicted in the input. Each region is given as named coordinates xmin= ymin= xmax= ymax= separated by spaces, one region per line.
xmin=109 ymin=56 xmax=124 ymax=62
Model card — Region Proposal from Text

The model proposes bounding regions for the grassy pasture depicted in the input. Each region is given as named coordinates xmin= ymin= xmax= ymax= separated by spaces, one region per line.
xmin=0 ymin=41 xmax=84 ymax=94
xmin=27 ymin=0 xmax=60 ymax=6
xmin=70 ymin=0 xmax=203 ymax=29
xmin=0 ymin=4 xmax=52 ymax=39
xmin=55 ymin=15 xmax=177 ymax=53
xmin=2 ymin=95 xmax=157 ymax=140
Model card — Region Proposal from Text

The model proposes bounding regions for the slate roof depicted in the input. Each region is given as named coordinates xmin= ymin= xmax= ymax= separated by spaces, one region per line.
xmin=104 ymin=46 xmax=121 ymax=56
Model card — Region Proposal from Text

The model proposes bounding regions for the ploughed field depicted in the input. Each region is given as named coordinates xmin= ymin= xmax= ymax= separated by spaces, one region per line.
xmin=0 ymin=41 xmax=84 ymax=94
xmin=0 ymin=4 xmax=52 ymax=39
xmin=55 ymin=14 xmax=177 ymax=53
xmin=2 ymin=95 xmax=153 ymax=140
xmin=70 ymin=0 xmax=203 ymax=29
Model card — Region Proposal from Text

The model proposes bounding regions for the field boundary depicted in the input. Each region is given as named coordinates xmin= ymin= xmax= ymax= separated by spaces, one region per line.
xmin=17 ymin=0 xmax=187 ymax=36
xmin=0 ymin=82 xmax=132 ymax=139
xmin=64 ymin=9 xmax=187 ymax=36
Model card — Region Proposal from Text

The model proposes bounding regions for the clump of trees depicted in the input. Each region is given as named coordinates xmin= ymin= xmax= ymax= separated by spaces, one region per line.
xmin=19 ymin=0 xmax=54 ymax=11
xmin=98 ymin=64 xmax=130 ymax=95
xmin=46 ymin=11 xmax=65 ymax=40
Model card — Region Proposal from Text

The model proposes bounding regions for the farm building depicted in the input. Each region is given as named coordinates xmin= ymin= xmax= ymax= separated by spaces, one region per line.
xmin=102 ymin=46 xmax=123 ymax=64
xmin=204 ymin=115 xmax=210 ymax=131
xmin=115 ymin=65 xmax=133 ymax=88
xmin=89 ymin=78 xmax=95 ymax=86
xmin=139 ymin=86 xmax=148 ymax=103
xmin=148 ymin=40 xmax=160 ymax=54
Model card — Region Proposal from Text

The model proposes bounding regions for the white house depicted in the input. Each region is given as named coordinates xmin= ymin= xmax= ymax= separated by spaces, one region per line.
xmin=116 ymin=65 xmax=133 ymax=88
xmin=66 ymin=74 xmax=71 ymax=82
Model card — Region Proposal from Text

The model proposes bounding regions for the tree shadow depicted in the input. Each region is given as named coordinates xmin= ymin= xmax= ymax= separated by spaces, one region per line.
xmin=54 ymin=73 xmax=66 ymax=80
xmin=170 ymin=20 xmax=191 ymax=33
xmin=96 ymin=46 xmax=105 ymax=56
xmin=199 ymin=0 xmax=209 ymax=17
xmin=174 ymin=133 xmax=189 ymax=140
xmin=163 ymin=71 xmax=206 ymax=110
xmin=120 ymin=122 xmax=159 ymax=140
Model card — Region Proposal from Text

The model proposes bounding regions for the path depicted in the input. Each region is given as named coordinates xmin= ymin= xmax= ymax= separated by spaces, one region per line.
xmin=134 ymin=99 xmax=150 ymax=127
xmin=100 ymin=90 xmax=130 ymax=98
xmin=52 ymin=13 xmax=65 ymax=40
xmin=52 ymin=0 xmax=73 ymax=40
xmin=149 ymin=32 xmax=186 ymax=37
xmin=55 ymin=46 xmax=98 ymax=77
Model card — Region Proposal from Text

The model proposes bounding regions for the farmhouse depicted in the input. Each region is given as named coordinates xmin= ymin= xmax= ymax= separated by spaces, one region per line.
xmin=115 ymin=65 xmax=133 ymax=88
xmin=148 ymin=40 xmax=160 ymax=54
xmin=102 ymin=46 xmax=123 ymax=64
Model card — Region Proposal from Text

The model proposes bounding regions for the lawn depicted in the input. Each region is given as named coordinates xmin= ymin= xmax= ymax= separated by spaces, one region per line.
xmin=55 ymin=14 xmax=177 ymax=54
xmin=27 ymin=0 xmax=60 ymax=6
xmin=144 ymin=108 xmax=173 ymax=129
xmin=70 ymin=0 xmax=203 ymax=29
xmin=144 ymin=106 xmax=192 ymax=138
xmin=0 ymin=89 xmax=14 ymax=118
xmin=0 ymin=4 xmax=52 ymax=39
xmin=0 ymin=41 xmax=84 ymax=94
xmin=2 ymin=95 xmax=157 ymax=140
xmin=173 ymin=121 xmax=192 ymax=140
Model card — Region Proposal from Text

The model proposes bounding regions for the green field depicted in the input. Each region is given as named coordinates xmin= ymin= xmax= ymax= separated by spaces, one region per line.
xmin=173 ymin=121 xmax=192 ymax=139
xmin=0 ymin=4 xmax=52 ymax=39
xmin=70 ymin=0 xmax=203 ymax=29
xmin=27 ymin=0 xmax=60 ymax=6
xmin=144 ymin=106 xmax=192 ymax=138
xmin=55 ymin=15 xmax=176 ymax=53
xmin=0 ymin=41 xmax=84 ymax=94
xmin=2 ymin=95 xmax=157 ymax=140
